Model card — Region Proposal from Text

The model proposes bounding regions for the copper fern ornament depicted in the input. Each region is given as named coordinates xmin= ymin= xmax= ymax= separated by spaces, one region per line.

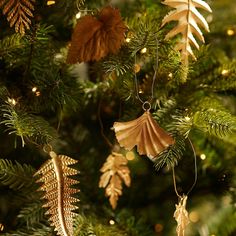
xmin=161 ymin=0 xmax=212 ymax=65
xmin=0 ymin=0 xmax=35 ymax=35
xmin=99 ymin=152 xmax=131 ymax=209
xmin=35 ymin=149 xmax=79 ymax=236
xmin=113 ymin=111 xmax=175 ymax=159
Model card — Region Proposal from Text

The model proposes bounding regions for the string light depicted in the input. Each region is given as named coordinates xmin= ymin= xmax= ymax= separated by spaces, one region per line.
xmin=47 ymin=0 xmax=55 ymax=6
xmin=134 ymin=64 xmax=141 ymax=73
xmin=32 ymin=87 xmax=41 ymax=97
xmin=109 ymin=219 xmax=115 ymax=225
xmin=140 ymin=47 xmax=147 ymax=54
xmin=184 ymin=116 xmax=191 ymax=121
xmin=227 ymin=29 xmax=235 ymax=36
xmin=7 ymin=98 xmax=17 ymax=106
xmin=0 ymin=223 xmax=4 ymax=231
xmin=200 ymin=153 xmax=206 ymax=160
xmin=76 ymin=12 xmax=82 ymax=19
xmin=221 ymin=69 xmax=229 ymax=76
xmin=168 ymin=72 xmax=173 ymax=78
xmin=189 ymin=211 xmax=200 ymax=222
xmin=126 ymin=151 xmax=135 ymax=161
xmin=125 ymin=38 xmax=131 ymax=43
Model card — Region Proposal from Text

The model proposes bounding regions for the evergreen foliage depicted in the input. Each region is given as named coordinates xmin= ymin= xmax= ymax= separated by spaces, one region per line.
xmin=0 ymin=0 xmax=235 ymax=235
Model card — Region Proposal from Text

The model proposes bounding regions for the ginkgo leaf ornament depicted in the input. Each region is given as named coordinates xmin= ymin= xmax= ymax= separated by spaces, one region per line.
xmin=161 ymin=0 xmax=212 ymax=65
xmin=35 ymin=149 xmax=79 ymax=236
xmin=113 ymin=111 xmax=175 ymax=159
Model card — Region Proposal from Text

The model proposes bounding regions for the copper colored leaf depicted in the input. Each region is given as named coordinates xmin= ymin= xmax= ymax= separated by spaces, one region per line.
xmin=99 ymin=152 xmax=131 ymax=209
xmin=161 ymin=0 xmax=212 ymax=65
xmin=34 ymin=152 xmax=80 ymax=236
xmin=0 ymin=0 xmax=35 ymax=35
xmin=67 ymin=6 xmax=126 ymax=64
xmin=173 ymin=195 xmax=190 ymax=236
xmin=113 ymin=111 xmax=175 ymax=159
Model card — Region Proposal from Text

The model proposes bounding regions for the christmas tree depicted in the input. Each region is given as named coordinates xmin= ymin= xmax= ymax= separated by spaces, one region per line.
xmin=0 ymin=0 xmax=236 ymax=235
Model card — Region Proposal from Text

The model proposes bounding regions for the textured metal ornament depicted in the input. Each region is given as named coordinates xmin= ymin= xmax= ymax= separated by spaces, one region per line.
xmin=161 ymin=0 xmax=212 ymax=65
xmin=35 ymin=150 xmax=79 ymax=236
xmin=113 ymin=110 xmax=175 ymax=159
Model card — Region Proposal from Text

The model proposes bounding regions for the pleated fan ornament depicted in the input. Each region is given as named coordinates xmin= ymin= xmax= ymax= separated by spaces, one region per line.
xmin=34 ymin=146 xmax=80 ymax=236
xmin=113 ymin=102 xmax=175 ymax=159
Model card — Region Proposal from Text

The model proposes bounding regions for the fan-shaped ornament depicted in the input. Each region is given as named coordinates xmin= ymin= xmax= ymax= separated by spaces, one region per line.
xmin=113 ymin=104 xmax=175 ymax=159
xmin=34 ymin=146 xmax=79 ymax=236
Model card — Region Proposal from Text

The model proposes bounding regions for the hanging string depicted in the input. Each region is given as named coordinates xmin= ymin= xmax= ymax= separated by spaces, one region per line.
xmin=172 ymin=137 xmax=198 ymax=197
xmin=134 ymin=36 xmax=159 ymax=105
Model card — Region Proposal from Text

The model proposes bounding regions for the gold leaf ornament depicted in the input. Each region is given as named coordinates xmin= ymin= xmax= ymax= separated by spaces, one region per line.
xmin=35 ymin=148 xmax=79 ymax=236
xmin=174 ymin=195 xmax=190 ymax=236
xmin=113 ymin=109 xmax=175 ymax=159
xmin=99 ymin=152 xmax=131 ymax=209
xmin=0 ymin=0 xmax=36 ymax=35
xmin=161 ymin=0 xmax=212 ymax=65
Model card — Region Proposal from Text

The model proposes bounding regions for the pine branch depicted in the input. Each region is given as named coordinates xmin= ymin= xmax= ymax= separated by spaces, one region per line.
xmin=0 ymin=159 xmax=35 ymax=190
xmin=0 ymin=34 xmax=22 ymax=56
xmin=193 ymin=109 xmax=236 ymax=138
xmin=0 ymin=0 xmax=36 ymax=35
xmin=2 ymin=223 xmax=53 ymax=236
xmin=154 ymin=134 xmax=185 ymax=170
xmin=17 ymin=201 xmax=45 ymax=227
xmin=0 ymin=103 xmax=58 ymax=146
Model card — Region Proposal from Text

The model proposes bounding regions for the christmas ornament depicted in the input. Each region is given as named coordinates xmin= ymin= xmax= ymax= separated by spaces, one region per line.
xmin=67 ymin=6 xmax=126 ymax=64
xmin=173 ymin=195 xmax=190 ymax=236
xmin=34 ymin=146 xmax=79 ymax=236
xmin=161 ymin=0 xmax=212 ymax=65
xmin=0 ymin=0 xmax=35 ymax=35
xmin=113 ymin=105 xmax=175 ymax=159
xmin=99 ymin=152 xmax=131 ymax=209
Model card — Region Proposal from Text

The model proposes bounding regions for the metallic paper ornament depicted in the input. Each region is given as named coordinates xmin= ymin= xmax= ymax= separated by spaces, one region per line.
xmin=113 ymin=111 xmax=175 ymax=159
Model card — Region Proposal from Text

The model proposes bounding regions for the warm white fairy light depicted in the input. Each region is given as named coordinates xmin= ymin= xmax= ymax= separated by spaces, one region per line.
xmin=168 ymin=72 xmax=173 ymax=78
xmin=126 ymin=151 xmax=135 ymax=161
xmin=8 ymin=98 xmax=17 ymax=106
xmin=109 ymin=219 xmax=115 ymax=225
xmin=184 ymin=116 xmax=191 ymax=121
xmin=221 ymin=69 xmax=229 ymax=76
xmin=125 ymin=38 xmax=131 ymax=43
xmin=47 ymin=0 xmax=55 ymax=6
xmin=227 ymin=29 xmax=235 ymax=36
xmin=76 ymin=12 xmax=82 ymax=19
xmin=189 ymin=211 xmax=199 ymax=223
xmin=200 ymin=153 xmax=206 ymax=160
xmin=140 ymin=47 xmax=147 ymax=54
xmin=32 ymin=87 xmax=37 ymax=92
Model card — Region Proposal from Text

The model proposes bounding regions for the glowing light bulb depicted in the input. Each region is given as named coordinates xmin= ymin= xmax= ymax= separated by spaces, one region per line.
xmin=227 ymin=29 xmax=235 ymax=36
xmin=140 ymin=47 xmax=147 ymax=54
xmin=76 ymin=12 xmax=81 ymax=19
xmin=47 ymin=0 xmax=55 ymax=6
xmin=109 ymin=219 xmax=115 ymax=225
xmin=200 ymin=154 xmax=206 ymax=160
xmin=32 ymin=87 xmax=37 ymax=92
xmin=126 ymin=151 xmax=135 ymax=161
xmin=185 ymin=116 xmax=191 ymax=121
xmin=8 ymin=98 xmax=17 ymax=106
xmin=0 ymin=223 xmax=4 ymax=231
xmin=221 ymin=69 xmax=229 ymax=76
xmin=125 ymin=38 xmax=131 ymax=43
xmin=168 ymin=72 xmax=173 ymax=78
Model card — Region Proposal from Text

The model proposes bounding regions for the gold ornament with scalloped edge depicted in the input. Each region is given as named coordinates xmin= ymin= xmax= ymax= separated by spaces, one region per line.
xmin=174 ymin=195 xmax=190 ymax=236
xmin=113 ymin=111 xmax=175 ymax=159
xmin=34 ymin=150 xmax=79 ymax=236
xmin=161 ymin=0 xmax=212 ymax=65
xmin=99 ymin=152 xmax=131 ymax=209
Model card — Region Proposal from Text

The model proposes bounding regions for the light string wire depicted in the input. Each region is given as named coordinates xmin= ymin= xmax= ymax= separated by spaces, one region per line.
xmin=134 ymin=36 xmax=159 ymax=106
xmin=172 ymin=137 xmax=198 ymax=198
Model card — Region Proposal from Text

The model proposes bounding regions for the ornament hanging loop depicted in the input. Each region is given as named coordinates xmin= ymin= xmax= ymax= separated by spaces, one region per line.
xmin=43 ymin=144 xmax=52 ymax=154
xmin=142 ymin=101 xmax=151 ymax=112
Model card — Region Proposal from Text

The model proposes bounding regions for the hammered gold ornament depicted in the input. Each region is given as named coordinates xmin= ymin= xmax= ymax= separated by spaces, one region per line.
xmin=161 ymin=0 xmax=212 ymax=65
xmin=99 ymin=152 xmax=131 ymax=209
xmin=174 ymin=195 xmax=190 ymax=236
xmin=34 ymin=148 xmax=79 ymax=236
xmin=113 ymin=110 xmax=174 ymax=159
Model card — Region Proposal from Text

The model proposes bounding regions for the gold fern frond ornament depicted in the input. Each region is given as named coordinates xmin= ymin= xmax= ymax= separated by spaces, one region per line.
xmin=34 ymin=147 xmax=79 ymax=236
xmin=113 ymin=111 xmax=175 ymax=160
xmin=99 ymin=152 xmax=131 ymax=209
xmin=161 ymin=0 xmax=212 ymax=65
xmin=0 ymin=0 xmax=36 ymax=35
